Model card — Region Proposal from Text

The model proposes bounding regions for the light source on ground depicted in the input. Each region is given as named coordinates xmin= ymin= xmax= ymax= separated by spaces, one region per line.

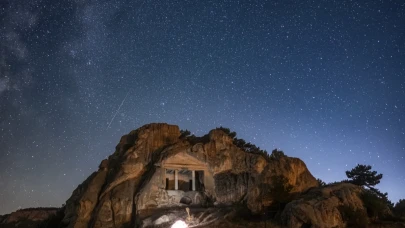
xmin=171 ymin=220 xmax=188 ymax=228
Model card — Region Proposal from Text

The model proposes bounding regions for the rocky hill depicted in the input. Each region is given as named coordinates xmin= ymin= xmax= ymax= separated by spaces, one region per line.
xmin=3 ymin=123 xmax=402 ymax=228
xmin=59 ymin=123 xmax=318 ymax=227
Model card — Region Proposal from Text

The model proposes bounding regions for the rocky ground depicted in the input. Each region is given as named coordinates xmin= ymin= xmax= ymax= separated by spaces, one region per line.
xmin=140 ymin=206 xmax=405 ymax=228
xmin=140 ymin=206 xmax=281 ymax=228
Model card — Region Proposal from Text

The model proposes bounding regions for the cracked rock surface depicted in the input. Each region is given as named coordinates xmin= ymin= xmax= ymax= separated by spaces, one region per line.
xmin=60 ymin=123 xmax=318 ymax=228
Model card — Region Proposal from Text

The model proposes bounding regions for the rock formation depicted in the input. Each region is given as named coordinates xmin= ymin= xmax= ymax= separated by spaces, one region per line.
xmin=282 ymin=183 xmax=366 ymax=228
xmin=281 ymin=183 xmax=405 ymax=228
xmin=0 ymin=208 xmax=58 ymax=228
xmin=60 ymin=123 xmax=319 ymax=228
xmin=3 ymin=123 xmax=402 ymax=228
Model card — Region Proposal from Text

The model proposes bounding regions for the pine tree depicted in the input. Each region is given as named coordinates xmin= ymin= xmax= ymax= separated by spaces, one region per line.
xmin=345 ymin=164 xmax=383 ymax=188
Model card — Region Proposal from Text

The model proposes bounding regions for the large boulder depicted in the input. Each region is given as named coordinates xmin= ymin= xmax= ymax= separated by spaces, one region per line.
xmin=281 ymin=183 xmax=366 ymax=228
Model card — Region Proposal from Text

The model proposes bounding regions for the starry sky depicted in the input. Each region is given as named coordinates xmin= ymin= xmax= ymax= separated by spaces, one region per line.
xmin=0 ymin=0 xmax=404 ymax=215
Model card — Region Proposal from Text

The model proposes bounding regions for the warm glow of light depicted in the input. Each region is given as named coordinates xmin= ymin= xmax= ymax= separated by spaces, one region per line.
xmin=171 ymin=220 xmax=188 ymax=228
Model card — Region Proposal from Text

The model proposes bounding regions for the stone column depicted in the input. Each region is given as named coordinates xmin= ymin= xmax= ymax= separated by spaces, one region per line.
xmin=162 ymin=168 xmax=166 ymax=188
xmin=175 ymin=169 xmax=178 ymax=190
xmin=192 ymin=170 xmax=196 ymax=191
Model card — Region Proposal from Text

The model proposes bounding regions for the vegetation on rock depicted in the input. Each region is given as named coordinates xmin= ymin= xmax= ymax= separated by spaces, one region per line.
xmin=338 ymin=205 xmax=369 ymax=228
xmin=269 ymin=175 xmax=293 ymax=207
xmin=316 ymin=178 xmax=326 ymax=187
xmin=269 ymin=149 xmax=286 ymax=160
xmin=310 ymin=164 xmax=404 ymax=227
xmin=393 ymin=199 xmax=405 ymax=219
xmin=37 ymin=206 xmax=65 ymax=228
xmin=259 ymin=175 xmax=295 ymax=222
xmin=215 ymin=126 xmax=287 ymax=161
xmin=361 ymin=189 xmax=391 ymax=220
xmin=341 ymin=164 xmax=404 ymax=226
xmin=15 ymin=207 xmax=59 ymax=212
xmin=179 ymin=129 xmax=191 ymax=138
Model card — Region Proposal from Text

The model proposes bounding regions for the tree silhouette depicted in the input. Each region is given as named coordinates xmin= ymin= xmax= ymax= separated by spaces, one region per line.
xmin=216 ymin=126 xmax=237 ymax=138
xmin=361 ymin=189 xmax=389 ymax=220
xmin=316 ymin=178 xmax=326 ymax=187
xmin=345 ymin=164 xmax=383 ymax=188
xmin=179 ymin=129 xmax=191 ymax=138
xmin=394 ymin=199 xmax=405 ymax=218
xmin=269 ymin=149 xmax=286 ymax=160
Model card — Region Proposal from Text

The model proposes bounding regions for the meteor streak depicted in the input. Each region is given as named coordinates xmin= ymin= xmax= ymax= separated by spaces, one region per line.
xmin=106 ymin=90 xmax=130 ymax=129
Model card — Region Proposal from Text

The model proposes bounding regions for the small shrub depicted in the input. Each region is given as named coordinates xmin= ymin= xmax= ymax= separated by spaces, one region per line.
xmin=216 ymin=126 xmax=237 ymax=138
xmin=37 ymin=207 xmax=65 ymax=228
xmin=179 ymin=129 xmax=191 ymax=138
xmin=380 ymin=214 xmax=405 ymax=222
xmin=327 ymin=179 xmax=351 ymax=185
xmin=269 ymin=149 xmax=286 ymax=160
xmin=361 ymin=190 xmax=388 ymax=220
xmin=338 ymin=205 xmax=369 ymax=228
xmin=316 ymin=178 xmax=326 ymax=187
xmin=215 ymin=127 xmax=287 ymax=162
xmin=266 ymin=175 xmax=294 ymax=212
xmin=185 ymin=134 xmax=210 ymax=145
xmin=393 ymin=199 xmax=405 ymax=218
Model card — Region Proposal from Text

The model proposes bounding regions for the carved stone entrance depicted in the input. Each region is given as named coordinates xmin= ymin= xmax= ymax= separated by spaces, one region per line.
xmin=161 ymin=152 xmax=210 ymax=193
xmin=137 ymin=151 xmax=215 ymax=214
xmin=165 ymin=169 xmax=204 ymax=191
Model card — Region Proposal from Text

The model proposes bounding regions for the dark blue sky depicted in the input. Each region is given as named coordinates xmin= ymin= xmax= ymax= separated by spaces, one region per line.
xmin=0 ymin=0 xmax=404 ymax=214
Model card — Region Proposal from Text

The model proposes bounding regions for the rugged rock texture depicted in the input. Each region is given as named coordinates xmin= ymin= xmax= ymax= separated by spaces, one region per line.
xmin=281 ymin=183 xmax=366 ymax=228
xmin=60 ymin=123 xmax=318 ymax=228
xmin=0 ymin=208 xmax=58 ymax=227
xmin=141 ymin=207 xmax=235 ymax=228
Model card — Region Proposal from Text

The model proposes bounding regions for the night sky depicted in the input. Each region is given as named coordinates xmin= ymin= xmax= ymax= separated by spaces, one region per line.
xmin=0 ymin=0 xmax=404 ymax=215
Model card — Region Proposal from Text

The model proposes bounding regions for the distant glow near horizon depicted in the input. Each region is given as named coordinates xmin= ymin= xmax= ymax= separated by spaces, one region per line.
xmin=0 ymin=0 xmax=404 ymax=215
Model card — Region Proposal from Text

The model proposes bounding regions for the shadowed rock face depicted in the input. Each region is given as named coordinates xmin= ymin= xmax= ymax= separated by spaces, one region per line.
xmin=0 ymin=208 xmax=58 ymax=227
xmin=281 ymin=183 xmax=380 ymax=228
xmin=60 ymin=123 xmax=318 ymax=228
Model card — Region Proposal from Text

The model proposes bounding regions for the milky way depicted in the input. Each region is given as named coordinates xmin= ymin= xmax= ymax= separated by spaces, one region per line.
xmin=0 ymin=0 xmax=404 ymax=214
